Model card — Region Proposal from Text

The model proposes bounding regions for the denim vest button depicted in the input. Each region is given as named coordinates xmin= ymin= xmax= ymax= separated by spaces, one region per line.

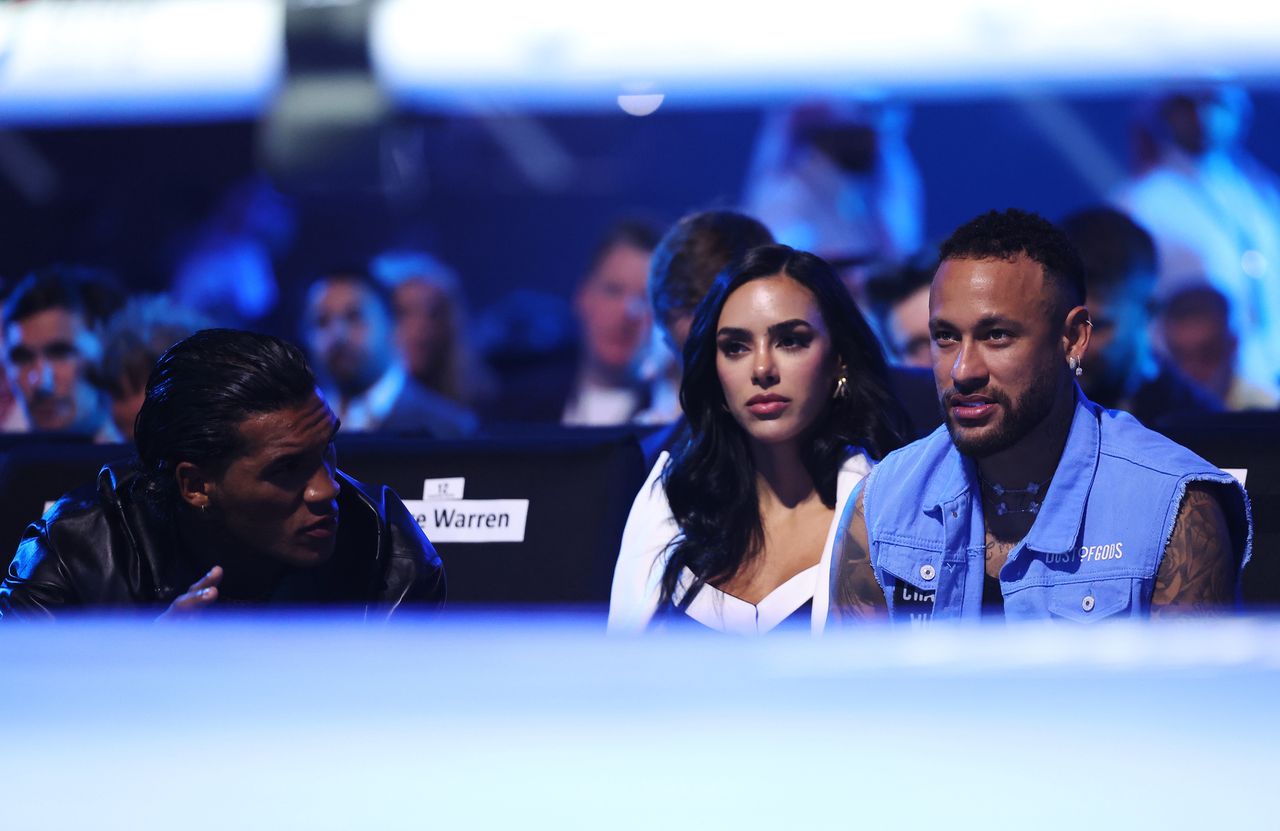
xmin=1082 ymin=595 xmax=1096 ymax=612
xmin=920 ymin=564 xmax=936 ymax=581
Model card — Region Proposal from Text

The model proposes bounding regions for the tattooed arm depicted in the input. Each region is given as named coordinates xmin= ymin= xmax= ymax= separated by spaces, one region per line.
xmin=829 ymin=489 xmax=888 ymax=624
xmin=1150 ymin=483 xmax=1235 ymax=617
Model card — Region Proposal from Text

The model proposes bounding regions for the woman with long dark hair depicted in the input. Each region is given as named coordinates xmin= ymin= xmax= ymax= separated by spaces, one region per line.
xmin=608 ymin=244 xmax=908 ymax=634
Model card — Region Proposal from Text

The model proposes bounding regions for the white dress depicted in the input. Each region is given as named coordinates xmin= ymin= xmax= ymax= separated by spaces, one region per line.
xmin=606 ymin=449 xmax=873 ymax=635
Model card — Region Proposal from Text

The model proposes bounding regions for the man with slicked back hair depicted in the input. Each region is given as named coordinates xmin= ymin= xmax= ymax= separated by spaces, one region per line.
xmin=1 ymin=328 xmax=445 ymax=619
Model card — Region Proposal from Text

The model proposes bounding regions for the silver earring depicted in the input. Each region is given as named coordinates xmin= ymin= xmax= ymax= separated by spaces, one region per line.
xmin=833 ymin=375 xmax=849 ymax=400
xmin=1068 ymin=356 xmax=1082 ymax=377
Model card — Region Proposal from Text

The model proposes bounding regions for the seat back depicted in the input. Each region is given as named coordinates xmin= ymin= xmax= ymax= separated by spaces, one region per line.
xmin=336 ymin=427 xmax=647 ymax=604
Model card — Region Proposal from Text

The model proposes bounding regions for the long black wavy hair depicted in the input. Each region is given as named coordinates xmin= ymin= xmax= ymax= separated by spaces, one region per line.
xmin=659 ymin=244 xmax=908 ymax=607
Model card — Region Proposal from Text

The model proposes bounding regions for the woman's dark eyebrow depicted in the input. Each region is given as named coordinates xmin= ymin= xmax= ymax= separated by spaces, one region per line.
xmin=767 ymin=319 xmax=814 ymax=337
xmin=717 ymin=320 xmax=815 ymax=339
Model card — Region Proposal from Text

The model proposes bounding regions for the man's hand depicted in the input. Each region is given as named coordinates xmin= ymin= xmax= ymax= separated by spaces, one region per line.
xmin=158 ymin=566 xmax=223 ymax=620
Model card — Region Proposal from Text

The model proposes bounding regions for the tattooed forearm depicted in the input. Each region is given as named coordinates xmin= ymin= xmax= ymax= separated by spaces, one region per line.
xmin=831 ymin=490 xmax=887 ymax=623
xmin=1151 ymin=483 xmax=1235 ymax=617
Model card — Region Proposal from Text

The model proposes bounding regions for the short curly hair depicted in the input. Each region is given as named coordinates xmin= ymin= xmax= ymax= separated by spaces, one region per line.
xmin=939 ymin=208 xmax=1086 ymax=315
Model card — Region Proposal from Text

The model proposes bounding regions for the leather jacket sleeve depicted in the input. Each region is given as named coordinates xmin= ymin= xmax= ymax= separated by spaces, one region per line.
xmin=0 ymin=488 xmax=112 ymax=619
xmin=1 ymin=526 xmax=73 ymax=620
xmin=369 ymin=483 xmax=447 ymax=616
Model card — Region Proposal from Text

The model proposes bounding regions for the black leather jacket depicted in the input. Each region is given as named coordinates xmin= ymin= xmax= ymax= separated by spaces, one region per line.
xmin=0 ymin=462 xmax=446 ymax=619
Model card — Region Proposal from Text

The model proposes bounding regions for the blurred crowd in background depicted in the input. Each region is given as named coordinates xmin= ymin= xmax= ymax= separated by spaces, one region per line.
xmin=3 ymin=84 xmax=1280 ymax=444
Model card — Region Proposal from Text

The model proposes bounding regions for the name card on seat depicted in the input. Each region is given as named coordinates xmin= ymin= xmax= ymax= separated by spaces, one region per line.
xmin=402 ymin=499 xmax=529 ymax=543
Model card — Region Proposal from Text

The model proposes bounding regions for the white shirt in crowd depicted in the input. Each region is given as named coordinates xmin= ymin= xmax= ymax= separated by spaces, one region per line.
xmin=330 ymin=364 xmax=407 ymax=432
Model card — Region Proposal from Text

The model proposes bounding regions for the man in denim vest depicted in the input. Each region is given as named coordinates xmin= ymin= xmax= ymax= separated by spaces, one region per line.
xmin=827 ymin=209 xmax=1250 ymax=624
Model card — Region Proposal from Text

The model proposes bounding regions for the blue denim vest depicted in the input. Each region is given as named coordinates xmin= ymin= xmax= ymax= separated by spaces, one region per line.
xmin=860 ymin=392 xmax=1252 ymax=622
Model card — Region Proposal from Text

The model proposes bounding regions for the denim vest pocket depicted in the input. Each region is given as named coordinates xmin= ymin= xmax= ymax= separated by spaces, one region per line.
xmin=876 ymin=541 xmax=942 ymax=594
xmin=1036 ymin=578 xmax=1133 ymax=622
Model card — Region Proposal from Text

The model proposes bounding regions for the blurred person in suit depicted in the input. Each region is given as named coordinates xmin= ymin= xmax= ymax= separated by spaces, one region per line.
xmin=1161 ymin=284 xmax=1279 ymax=411
xmin=560 ymin=221 xmax=661 ymax=426
xmin=483 ymin=221 xmax=661 ymax=427
xmin=302 ymin=269 xmax=477 ymax=438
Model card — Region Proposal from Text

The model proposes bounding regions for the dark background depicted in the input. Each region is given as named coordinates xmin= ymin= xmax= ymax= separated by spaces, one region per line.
xmin=3 ymin=89 xmax=1280 ymax=331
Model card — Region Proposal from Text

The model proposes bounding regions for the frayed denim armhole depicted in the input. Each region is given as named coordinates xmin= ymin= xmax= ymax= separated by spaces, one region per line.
xmin=1158 ymin=473 xmax=1254 ymax=607
xmin=858 ymin=468 xmax=892 ymax=616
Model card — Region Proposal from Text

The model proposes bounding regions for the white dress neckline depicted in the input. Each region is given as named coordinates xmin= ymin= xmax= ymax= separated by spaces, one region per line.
xmin=606 ymin=448 xmax=874 ymax=636
xmin=675 ymin=564 xmax=821 ymax=636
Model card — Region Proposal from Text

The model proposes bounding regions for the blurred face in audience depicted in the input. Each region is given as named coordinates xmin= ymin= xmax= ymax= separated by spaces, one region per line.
xmin=0 ymin=373 xmax=15 ymax=421
xmin=1161 ymin=289 xmax=1235 ymax=400
xmin=304 ymin=277 xmax=394 ymax=398
xmin=661 ymin=310 xmax=695 ymax=358
xmin=393 ymin=277 xmax=454 ymax=383
xmin=887 ymin=284 xmax=932 ymax=368
xmin=575 ymin=243 xmax=652 ymax=382
xmin=715 ymin=274 xmax=838 ymax=449
xmin=4 ymin=307 xmax=104 ymax=433
xmin=1161 ymin=91 xmax=1245 ymax=158
xmin=109 ymin=382 xmax=147 ymax=443
xmin=1081 ymin=278 xmax=1153 ymax=399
